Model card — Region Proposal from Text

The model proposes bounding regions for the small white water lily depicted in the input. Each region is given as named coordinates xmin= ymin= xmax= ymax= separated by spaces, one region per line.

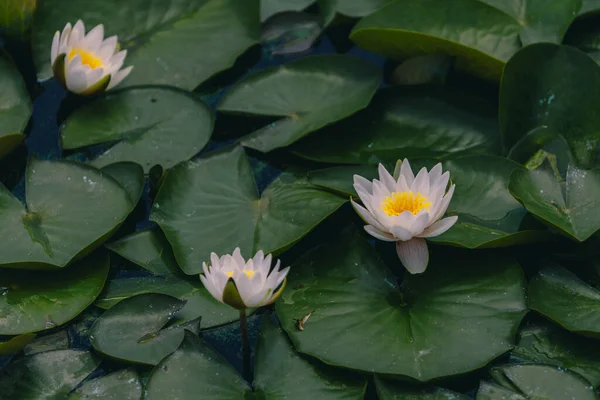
xmin=351 ymin=160 xmax=458 ymax=274
xmin=50 ymin=20 xmax=132 ymax=95
xmin=200 ymin=248 xmax=289 ymax=309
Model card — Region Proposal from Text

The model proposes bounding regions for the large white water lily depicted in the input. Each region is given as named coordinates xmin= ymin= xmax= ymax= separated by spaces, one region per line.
xmin=200 ymin=248 xmax=289 ymax=310
xmin=50 ymin=20 xmax=132 ymax=96
xmin=351 ymin=160 xmax=458 ymax=274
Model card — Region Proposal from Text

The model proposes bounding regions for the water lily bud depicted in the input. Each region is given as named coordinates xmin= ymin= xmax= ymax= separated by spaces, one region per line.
xmin=200 ymin=248 xmax=289 ymax=310
xmin=351 ymin=160 xmax=458 ymax=274
xmin=50 ymin=20 xmax=132 ymax=96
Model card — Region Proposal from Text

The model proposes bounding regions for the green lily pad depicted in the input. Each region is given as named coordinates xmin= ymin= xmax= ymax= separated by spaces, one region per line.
xmin=89 ymin=293 xmax=198 ymax=365
xmin=0 ymin=333 xmax=35 ymax=356
xmin=476 ymin=364 xmax=596 ymax=400
xmin=350 ymin=0 xmax=521 ymax=80
xmin=0 ymin=253 xmax=109 ymax=335
xmin=146 ymin=318 xmax=367 ymax=399
xmin=68 ymin=369 xmax=142 ymax=400
xmin=323 ymin=0 xmax=392 ymax=18
xmin=0 ymin=53 xmax=31 ymax=158
xmin=0 ymin=0 xmax=36 ymax=38
xmin=512 ymin=323 xmax=600 ymax=386
xmin=33 ymin=0 xmax=260 ymax=90
xmin=217 ymin=54 xmax=381 ymax=152
xmin=151 ymin=146 xmax=346 ymax=275
xmin=23 ymin=330 xmax=69 ymax=355
xmin=500 ymin=43 xmax=600 ymax=167
xmin=509 ymin=163 xmax=600 ymax=242
xmin=0 ymin=159 xmax=133 ymax=269
xmin=0 ymin=350 xmax=100 ymax=400
xmin=375 ymin=375 xmax=469 ymax=399
xmin=100 ymin=162 xmax=144 ymax=205
xmin=261 ymin=0 xmax=316 ymax=21
xmin=292 ymin=87 xmax=501 ymax=164
xmin=276 ymin=227 xmax=527 ymax=381
xmin=61 ymin=87 xmax=214 ymax=172
xmin=528 ymin=264 xmax=600 ymax=336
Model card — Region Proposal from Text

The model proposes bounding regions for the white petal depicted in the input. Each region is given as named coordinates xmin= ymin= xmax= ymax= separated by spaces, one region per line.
xmin=389 ymin=225 xmax=413 ymax=241
xmin=65 ymin=57 xmax=89 ymax=94
xmin=353 ymin=174 xmax=373 ymax=195
xmin=106 ymin=65 xmax=132 ymax=90
xmin=378 ymin=163 xmax=396 ymax=193
xmin=262 ymin=254 xmax=273 ymax=274
xmin=396 ymin=174 xmax=410 ymax=193
xmin=372 ymin=179 xmax=390 ymax=200
xmin=108 ymin=49 xmax=127 ymax=71
xmin=51 ymin=31 xmax=60 ymax=64
xmin=59 ymin=22 xmax=72 ymax=50
xmin=351 ymin=200 xmax=386 ymax=232
xmin=409 ymin=211 xmax=430 ymax=236
xmin=232 ymin=248 xmax=245 ymax=269
xmin=275 ymin=266 xmax=289 ymax=287
xmin=419 ymin=216 xmax=458 ymax=238
xmin=386 ymin=210 xmax=414 ymax=230
xmin=83 ymin=24 xmax=104 ymax=51
xmin=364 ymin=225 xmax=396 ymax=242
xmin=200 ymin=275 xmax=223 ymax=302
xmin=69 ymin=20 xmax=85 ymax=48
xmin=83 ymin=67 xmax=105 ymax=87
xmin=429 ymin=171 xmax=450 ymax=206
xmin=396 ymin=238 xmax=429 ymax=274
xmin=235 ymin=274 xmax=258 ymax=306
xmin=210 ymin=252 xmax=221 ymax=269
xmin=433 ymin=184 xmax=455 ymax=221
xmin=400 ymin=159 xmax=415 ymax=186
xmin=98 ymin=36 xmax=118 ymax=60
xmin=411 ymin=167 xmax=430 ymax=196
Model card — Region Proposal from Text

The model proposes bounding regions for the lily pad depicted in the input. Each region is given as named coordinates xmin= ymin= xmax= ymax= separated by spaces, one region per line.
xmin=0 ymin=253 xmax=109 ymax=335
xmin=499 ymin=43 xmax=600 ymax=167
xmin=68 ymin=369 xmax=142 ymax=400
xmin=512 ymin=323 xmax=600 ymax=386
xmin=509 ymin=163 xmax=600 ymax=242
xmin=0 ymin=334 xmax=35 ymax=356
xmin=275 ymin=227 xmax=527 ymax=381
xmin=217 ymin=54 xmax=381 ymax=152
xmin=350 ymin=0 xmax=521 ymax=80
xmin=89 ymin=293 xmax=198 ymax=365
xmin=292 ymin=87 xmax=501 ymax=164
xmin=261 ymin=0 xmax=316 ymax=21
xmin=145 ymin=318 xmax=367 ymax=399
xmin=476 ymin=364 xmax=597 ymax=400
xmin=0 ymin=159 xmax=133 ymax=269
xmin=61 ymin=87 xmax=214 ymax=172
xmin=528 ymin=264 xmax=600 ymax=336
xmin=151 ymin=146 xmax=346 ymax=275
xmin=0 ymin=350 xmax=100 ymax=400
xmin=0 ymin=0 xmax=36 ymax=38
xmin=0 ymin=53 xmax=31 ymax=158
xmin=33 ymin=0 xmax=260 ymax=90
xmin=375 ymin=375 xmax=469 ymax=399
xmin=100 ymin=162 xmax=145 ymax=205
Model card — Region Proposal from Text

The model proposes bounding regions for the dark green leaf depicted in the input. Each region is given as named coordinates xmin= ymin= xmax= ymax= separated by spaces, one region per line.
xmin=375 ymin=375 xmax=469 ymax=399
xmin=23 ymin=329 xmax=69 ymax=355
xmin=217 ymin=55 xmax=381 ymax=152
xmin=0 ymin=333 xmax=35 ymax=356
xmin=0 ymin=52 xmax=31 ymax=158
xmin=100 ymin=162 xmax=145 ymax=205
xmin=261 ymin=0 xmax=315 ymax=21
xmin=0 ymin=0 xmax=36 ymax=38
xmin=68 ymin=369 xmax=142 ymax=400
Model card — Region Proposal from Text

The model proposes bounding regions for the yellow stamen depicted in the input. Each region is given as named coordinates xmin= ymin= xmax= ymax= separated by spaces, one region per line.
xmin=68 ymin=48 xmax=104 ymax=69
xmin=225 ymin=271 xmax=233 ymax=278
xmin=381 ymin=191 xmax=431 ymax=216
xmin=243 ymin=270 xmax=255 ymax=279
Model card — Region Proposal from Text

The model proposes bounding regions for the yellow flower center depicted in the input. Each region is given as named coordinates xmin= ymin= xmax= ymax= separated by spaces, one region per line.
xmin=224 ymin=270 xmax=256 ymax=279
xmin=68 ymin=48 xmax=104 ymax=69
xmin=381 ymin=191 xmax=432 ymax=216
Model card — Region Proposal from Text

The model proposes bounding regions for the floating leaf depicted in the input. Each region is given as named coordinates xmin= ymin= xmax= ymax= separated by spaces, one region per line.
xmin=217 ymin=55 xmax=381 ymax=152
xmin=261 ymin=0 xmax=315 ymax=21
xmin=500 ymin=43 xmax=600 ymax=167
xmin=0 ymin=0 xmax=36 ymax=38
xmin=476 ymin=364 xmax=596 ymax=400
xmin=0 ymin=52 xmax=31 ymax=158
xmin=350 ymin=0 xmax=521 ymax=80
xmin=33 ymin=0 xmax=260 ymax=90
xmin=375 ymin=375 xmax=469 ymax=399
xmin=68 ymin=369 xmax=142 ymax=400
xmin=100 ymin=162 xmax=144 ymax=205
xmin=151 ymin=146 xmax=346 ymax=275
xmin=0 ymin=253 xmax=109 ymax=335
xmin=23 ymin=330 xmax=69 ymax=355
xmin=528 ymin=264 xmax=600 ymax=336
xmin=276 ymin=227 xmax=527 ymax=380
xmin=61 ymin=87 xmax=214 ymax=172
xmin=90 ymin=293 xmax=197 ymax=365
xmin=292 ymin=87 xmax=501 ymax=164
xmin=0 ymin=333 xmax=35 ymax=357
xmin=0 ymin=350 xmax=99 ymax=400
xmin=261 ymin=11 xmax=323 ymax=56
xmin=509 ymin=163 xmax=600 ymax=241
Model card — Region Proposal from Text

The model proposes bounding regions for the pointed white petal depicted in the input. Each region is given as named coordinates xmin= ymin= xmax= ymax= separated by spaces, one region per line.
xmin=106 ymin=65 xmax=132 ymax=90
xmin=396 ymin=238 xmax=429 ymax=274
xmin=396 ymin=175 xmax=410 ymax=193
xmin=364 ymin=225 xmax=396 ymax=242
xmin=65 ymin=57 xmax=88 ymax=94
xmin=98 ymin=36 xmax=118 ymax=60
xmin=411 ymin=167 xmax=430 ymax=196
xmin=200 ymin=275 xmax=223 ymax=302
xmin=252 ymin=250 xmax=265 ymax=266
xmin=51 ymin=31 xmax=60 ymax=64
xmin=108 ymin=49 xmax=127 ymax=71
xmin=59 ymin=22 xmax=72 ymax=52
xmin=378 ymin=163 xmax=396 ymax=192
xmin=400 ymin=159 xmax=415 ymax=186
xmin=274 ymin=266 xmax=290 ymax=287
xmin=389 ymin=225 xmax=413 ymax=241
xmin=234 ymin=274 xmax=257 ymax=306
xmin=232 ymin=247 xmax=245 ymax=269
xmin=419 ymin=216 xmax=458 ymax=238
xmin=83 ymin=67 xmax=104 ymax=87
xmin=433 ymin=184 xmax=455 ymax=221
xmin=84 ymin=24 xmax=104 ymax=51
xmin=372 ymin=179 xmax=390 ymax=200
xmin=210 ymin=252 xmax=221 ymax=269
xmin=351 ymin=200 xmax=386 ymax=231
xmin=409 ymin=211 xmax=430 ymax=236
xmin=70 ymin=20 xmax=85 ymax=48
xmin=353 ymin=174 xmax=374 ymax=195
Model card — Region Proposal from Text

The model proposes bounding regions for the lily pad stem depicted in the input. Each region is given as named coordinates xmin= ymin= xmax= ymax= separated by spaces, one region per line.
xmin=239 ymin=309 xmax=250 ymax=382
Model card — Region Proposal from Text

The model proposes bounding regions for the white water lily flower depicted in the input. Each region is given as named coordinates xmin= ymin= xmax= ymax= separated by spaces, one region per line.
xmin=200 ymin=248 xmax=290 ymax=310
xmin=351 ymin=160 xmax=458 ymax=274
xmin=50 ymin=20 xmax=132 ymax=95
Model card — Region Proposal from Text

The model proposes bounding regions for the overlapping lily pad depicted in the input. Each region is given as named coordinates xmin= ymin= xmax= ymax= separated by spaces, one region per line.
xmin=476 ymin=364 xmax=597 ymax=400
xmin=61 ymin=87 xmax=214 ymax=172
xmin=0 ymin=0 xmax=36 ymax=38
xmin=276 ymin=227 xmax=528 ymax=380
xmin=151 ymin=146 xmax=346 ymax=275
xmin=0 ymin=350 xmax=100 ymax=400
xmin=509 ymin=163 xmax=600 ymax=241
xmin=292 ymin=87 xmax=501 ymax=164
xmin=375 ymin=376 xmax=469 ymax=399
xmin=0 ymin=334 xmax=35 ymax=357
xmin=100 ymin=162 xmax=144 ymax=204
xmin=500 ymin=43 xmax=600 ymax=167
xmin=528 ymin=264 xmax=600 ymax=336
xmin=0 ymin=253 xmax=109 ymax=335
xmin=0 ymin=159 xmax=134 ymax=269
xmin=68 ymin=369 xmax=142 ymax=400
xmin=33 ymin=0 xmax=260 ymax=90
xmin=0 ymin=52 xmax=31 ymax=158
xmin=145 ymin=318 xmax=366 ymax=399
xmin=217 ymin=54 xmax=381 ymax=152
xmin=350 ymin=0 xmax=521 ymax=80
